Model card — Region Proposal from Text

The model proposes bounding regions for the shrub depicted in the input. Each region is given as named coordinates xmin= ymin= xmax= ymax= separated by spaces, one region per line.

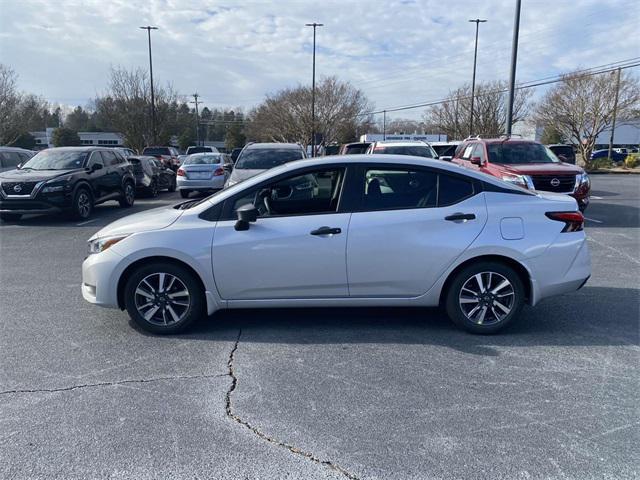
xmin=590 ymin=158 xmax=614 ymax=169
xmin=624 ymin=154 xmax=639 ymax=169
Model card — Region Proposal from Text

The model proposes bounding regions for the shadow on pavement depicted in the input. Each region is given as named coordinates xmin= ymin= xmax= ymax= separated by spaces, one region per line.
xmin=151 ymin=286 xmax=640 ymax=356
xmin=586 ymin=201 xmax=640 ymax=228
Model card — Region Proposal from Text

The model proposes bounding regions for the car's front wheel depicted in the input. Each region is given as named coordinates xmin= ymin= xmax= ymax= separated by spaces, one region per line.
xmin=72 ymin=188 xmax=93 ymax=220
xmin=167 ymin=177 xmax=176 ymax=192
xmin=119 ymin=182 xmax=135 ymax=207
xmin=124 ymin=262 xmax=205 ymax=334
xmin=445 ymin=261 xmax=525 ymax=334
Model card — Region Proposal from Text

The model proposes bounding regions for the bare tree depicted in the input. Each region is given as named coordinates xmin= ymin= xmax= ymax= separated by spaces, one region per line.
xmin=423 ymin=80 xmax=533 ymax=141
xmin=245 ymin=77 xmax=373 ymax=145
xmin=535 ymin=70 xmax=640 ymax=165
xmin=95 ymin=66 xmax=176 ymax=151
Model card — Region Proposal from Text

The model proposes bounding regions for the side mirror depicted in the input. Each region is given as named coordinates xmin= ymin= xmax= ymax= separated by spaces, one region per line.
xmin=91 ymin=163 xmax=103 ymax=172
xmin=234 ymin=204 xmax=258 ymax=231
xmin=470 ymin=156 xmax=484 ymax=165
xmin=439 ymin=156 xmax=453 ymax=162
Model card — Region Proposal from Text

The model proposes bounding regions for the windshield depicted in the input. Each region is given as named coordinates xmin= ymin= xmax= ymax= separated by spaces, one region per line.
xmin=373 ymin=145 xmax=436 ymax=158
xmin=22 ymin=150 xmax=88 ymax=170
xmin=142 ymin=147 xmax=170 ymax=156
xmin=235 ymin=148 xmax=304 ymax=169
xmin=344 ymin=144 xmax=369 ymax=154
xmin=487 ymin=143 xmax=560 ymax=164
xmin=184 ymin=154 xmax=222 ymax=165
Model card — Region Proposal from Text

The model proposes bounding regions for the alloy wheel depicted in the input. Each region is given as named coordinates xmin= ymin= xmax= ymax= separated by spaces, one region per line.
xmin=458 ymin=271 xmax=515 ymax=326
xmin=77 ymin=192 xmax=91 ymax=218
xmin=134 ymin=272 xmax=191 ymax=326
xmin=125 ymin=183 xmax=135 ymax=204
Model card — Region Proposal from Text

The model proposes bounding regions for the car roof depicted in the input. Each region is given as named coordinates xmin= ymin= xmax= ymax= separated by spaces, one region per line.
xmin=547 ymin=144 xmax=572 ymax=148
xmin=0 ymin=146 xmax=34 ymax=152
xmin=372 ymin=140 xmax=430 ymax=146
xmin=41 ymin=146 xmax=107 ymax=152
xmin=244 ymin=143 xmax=303 ymax=150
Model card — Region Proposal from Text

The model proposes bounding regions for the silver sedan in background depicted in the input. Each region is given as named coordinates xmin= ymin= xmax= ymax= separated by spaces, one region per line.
xmin=176 ymin=153 xmax=230 ymax=199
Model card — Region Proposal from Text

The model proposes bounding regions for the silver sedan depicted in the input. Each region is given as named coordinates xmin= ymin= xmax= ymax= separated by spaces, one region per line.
xmin=176 ymin=153 xmax=228 ymax=199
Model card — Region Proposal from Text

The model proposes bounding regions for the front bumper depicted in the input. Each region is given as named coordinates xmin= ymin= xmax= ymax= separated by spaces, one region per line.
xmin=0 ymin=194 xmax=71 ymax=215
xmin=81 ymin=248 xmax=123 ymax=309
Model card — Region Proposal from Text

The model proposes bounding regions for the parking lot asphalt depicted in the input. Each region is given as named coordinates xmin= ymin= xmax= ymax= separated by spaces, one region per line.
xmin=1 ymin=176 xmax=638 ymax=480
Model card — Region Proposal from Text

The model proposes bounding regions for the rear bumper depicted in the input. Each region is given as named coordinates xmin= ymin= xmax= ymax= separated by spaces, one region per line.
xmin=177 ymin=177 xmax=225 ymax=190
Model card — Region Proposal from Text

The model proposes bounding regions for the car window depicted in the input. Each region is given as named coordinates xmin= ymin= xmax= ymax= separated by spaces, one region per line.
xmin=1 ymin=152 xmax=22 ymax=168
xmin=235 ymin=148 xmax=304 ymax=169
xmin=438 ymin=174 xmax=474 ymax=206
xmin=184 ymin=154 xmax=222 ymax=165
xmin=471 ymin=143 xmax=486 ymax=162
xmin=362 ymin=168 xmax=438 ymax=210
xmin=344 ymin=144 xmax=369 ymax=155
xmin=87 ymin=151 xmax=103 ymax=168
xmin=100 ymin=150 xmax=119 ymax=166
xmin=18 ymin=152 xmax=31 ymax=163
xmin=372 ymin=145 xmax=436 ymax=158
xmin=461 ymin=144 xmax=475 ymax=159
xmin=487 ymin=143 xmax=559 ymax=164
xmin=230 ymin=168 xmax=345 ymax=218
xmin=142 ymin=147 xmax=170 ymax=156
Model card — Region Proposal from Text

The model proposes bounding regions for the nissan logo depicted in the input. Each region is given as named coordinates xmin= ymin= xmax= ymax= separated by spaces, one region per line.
xmin=550 ymin=178 xmax=560 ymax=187
xmin=13 ymin=184 xmax=22 ymax=193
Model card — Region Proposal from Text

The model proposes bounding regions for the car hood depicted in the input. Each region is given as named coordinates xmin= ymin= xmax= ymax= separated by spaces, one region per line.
xmin=0 ymin=168 xmax=82 ymax=182
xmin=228 ymin=168 xmax=265 ymax=184
xmin=89 ymin=206 xmax=183 ymax=241
xmin=499 ymin=163 xmax=583 ymax=175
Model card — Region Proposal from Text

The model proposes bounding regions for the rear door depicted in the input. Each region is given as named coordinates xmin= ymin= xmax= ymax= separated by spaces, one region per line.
xmin=346 ymin=165 xmax=488 ymax=297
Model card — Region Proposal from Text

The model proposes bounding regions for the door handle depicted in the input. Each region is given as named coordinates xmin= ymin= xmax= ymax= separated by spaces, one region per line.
xmin=310 ymin=226 xmax=342 ymax=236
xmin=445 ymin=213 xmax=476 ymax=222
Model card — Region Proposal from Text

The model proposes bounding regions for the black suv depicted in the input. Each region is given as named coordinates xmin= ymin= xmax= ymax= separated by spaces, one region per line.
xmin=0 ymin=147 xmax=136 ymax=222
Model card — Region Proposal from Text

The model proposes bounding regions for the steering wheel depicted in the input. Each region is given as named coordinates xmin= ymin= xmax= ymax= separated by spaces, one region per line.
xmin=254 ymin=188 xmax=272 ymax=216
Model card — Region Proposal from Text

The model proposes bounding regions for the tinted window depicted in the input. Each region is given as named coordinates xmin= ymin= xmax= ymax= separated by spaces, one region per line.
xmin=1 ymin=152 xmax=22 ymax=168
xmin=23 ymin=150 xmax=89 ymax=170
xmin=487 ymin=143 xmax=559 ymax=164
xmin=432 ymin=145 xmax=457 ymax=157
xmin=231 ymin=169 xmax=344 ymax=218
xmin=343 ymin=144 xmax=370 ymax=155
xmin=87 ymin=151 xmax=103 ymax=168
xmin=184 ymin=154 xmax=223 ymax=165
xmin=363 ymin=169 xmax=437 ymax=210
xmin=471 ymin=143 xmax=486 ymax=162
xmin=372 ymin=145 xmax=436 ymax=158
xmin=235 ymin=148 xmax=304 ymax=170
xmin=101 ymin=150 xmax=119 ymax=166
xmin=438 ymin=175 xmax=474 ymax=206
xmin=186 ymin=146 xmax=213 ymax=155
xmin=142 ymin=147 xmax=171 ymax=156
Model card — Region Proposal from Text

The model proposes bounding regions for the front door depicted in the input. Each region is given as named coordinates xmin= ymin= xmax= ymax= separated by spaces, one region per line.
xmin=212 ymin=167 xmax=350 ymax=300
xmin=346 ymin=166 xmax=488 ymax=297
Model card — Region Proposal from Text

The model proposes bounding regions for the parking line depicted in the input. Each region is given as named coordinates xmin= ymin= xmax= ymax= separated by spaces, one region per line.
xmin=77 ymin=219 xmax=97 ymax=226
xmin=585 ymin=217 xmax=603 ymax=224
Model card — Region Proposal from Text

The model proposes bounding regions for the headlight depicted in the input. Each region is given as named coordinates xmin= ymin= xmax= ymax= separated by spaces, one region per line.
xmin=501 ymin=174 xmax=534 ymax=190
xmin=578 ymin=172 xmax=590 ymax=188
xmin=88 ymin=235 xmax=129 ymax=254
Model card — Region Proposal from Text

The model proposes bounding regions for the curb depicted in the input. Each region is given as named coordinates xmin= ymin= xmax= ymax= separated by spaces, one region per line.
xmin=586 ymin=170 xmax=640 ymax=175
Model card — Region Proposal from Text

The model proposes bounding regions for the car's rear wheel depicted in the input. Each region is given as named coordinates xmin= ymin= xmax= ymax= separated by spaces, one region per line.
xmin=168 ymin=177 xmax=176 ymax=192
xmin=445 ymin=261 xmax=525 ymax=334
xmin=124 ymin=262 xmax=205 ymax=334
xmin=72 ymin=188 xmax=93 ymax=220
xmin=0 ymin=213 xmax=22 ymax=222
xmin=180 ymin=189 xmax=190 ymax=199
xmin=148 ymin=180 xmax=159 ymax=197
xmin=119 ymin=182 xmax=135 ymax=207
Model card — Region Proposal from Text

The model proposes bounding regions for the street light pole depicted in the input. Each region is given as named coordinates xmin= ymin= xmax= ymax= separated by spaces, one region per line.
xmin=468 ymin=18 xmax=486 ymax=137
xmin=191 ymin=93 xmax=201 ymax=146
xmin=505 ymin=0 xmax=522 ymax=136
xmin=608 ymin=68 xmax=622 ymax=161
xmin=383 ymin=110 xmax=387 ymax=140
xmin=305 ymin=22 xmax=323 ymax=157
xmin=140 ymin=26 xmax=159 ymax=145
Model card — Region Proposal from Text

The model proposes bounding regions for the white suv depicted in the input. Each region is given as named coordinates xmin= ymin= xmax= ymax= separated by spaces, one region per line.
xmin=366 ymin=140 xmax=438 ymax=159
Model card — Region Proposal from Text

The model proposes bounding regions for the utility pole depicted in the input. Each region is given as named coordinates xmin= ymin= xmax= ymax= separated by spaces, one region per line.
xmin=140 ymin=26 xmax=158 ymax=144
xmin=383 ymin=110 xmax=387 ymax=140
xmin=607 ymin=68 xmax=622 ymax=161
xmin=305 ymin=22 xmax=323 ymax=157
xmin=468 ymin=18 xmax=487 ymax=137
xmin=454 ymin=98 xmax=460 ymax=140
xmin=191 ymin=93 xmax=201 ymax=146
xmin=505 ymin=0 xmax=521 ymax=136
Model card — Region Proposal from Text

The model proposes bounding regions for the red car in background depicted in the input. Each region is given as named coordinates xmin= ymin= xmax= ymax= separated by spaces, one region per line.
xmin=452 ymin=137 xmax=591 ymax=211
xmin=141 ymin=146 xmax=181 ymax=171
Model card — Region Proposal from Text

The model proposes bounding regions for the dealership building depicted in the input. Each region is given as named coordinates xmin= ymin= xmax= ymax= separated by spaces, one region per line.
xmin=30 ymin=128 xmax=125 ymax=150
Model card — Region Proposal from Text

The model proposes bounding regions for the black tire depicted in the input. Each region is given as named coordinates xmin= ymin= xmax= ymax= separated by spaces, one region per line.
xmin=71 ymin=188 xmax=93 ymax=220
xmin=167 ymin=177 xmax=176 ymax=192
xmin=0 ymin=213 xmax=22 ymax=222
xmin=119 ymin=182 xmax=135 ymax=207
xmin=445 ymin=261 xmax=525 ymax=334
xmin=148 ymin=180 xmax=159 ymax=197
xmin=124 ymin=262 xmax=205 ymax=334
xmin=180 ymin=189 xmax=190 ymax=199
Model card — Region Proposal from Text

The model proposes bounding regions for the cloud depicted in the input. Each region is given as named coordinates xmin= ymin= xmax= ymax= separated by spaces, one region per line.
xmin=0 ymin=0 xmax=635 ymax=120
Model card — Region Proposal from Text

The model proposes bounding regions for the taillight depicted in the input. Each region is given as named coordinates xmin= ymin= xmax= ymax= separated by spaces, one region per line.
xmin=177 ymin=168 xmax=186 ymax=177
xmin=213 ymin=167 xmax=224 ymax=176
xmin=545 ymin=211 xmax=584 ymax=232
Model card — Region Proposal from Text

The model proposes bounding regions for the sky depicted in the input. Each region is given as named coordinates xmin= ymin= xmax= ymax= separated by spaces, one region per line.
xmin=0 ymin=0 xmax=638 ymax=122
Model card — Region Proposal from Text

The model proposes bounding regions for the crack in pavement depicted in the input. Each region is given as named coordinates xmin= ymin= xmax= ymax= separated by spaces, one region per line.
xmin=0 ymin=373 xmax=227 ymax=396
xmin=224 ymin=329 xmax=361 ymax=480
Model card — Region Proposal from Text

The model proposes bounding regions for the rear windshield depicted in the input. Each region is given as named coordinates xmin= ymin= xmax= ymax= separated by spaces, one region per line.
xmin=373 ymin=145 xmax=436 ymax=158
xmin=344 ymin=144 xmax=369 ymax=154
xmin=142 ymin=147 xmax=170 ymax=156
xmin=487 ymin=143 xmax=559 ymax=164
xmin=432 ymin=145 xmax=457 ymax=157
xmin=184 ymin=154 xmax=222 ymax=165
xmin=186 ymin=146 xmax=212 ymax=154
xmin=235 ymin=148 xmax=304 ymax=169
